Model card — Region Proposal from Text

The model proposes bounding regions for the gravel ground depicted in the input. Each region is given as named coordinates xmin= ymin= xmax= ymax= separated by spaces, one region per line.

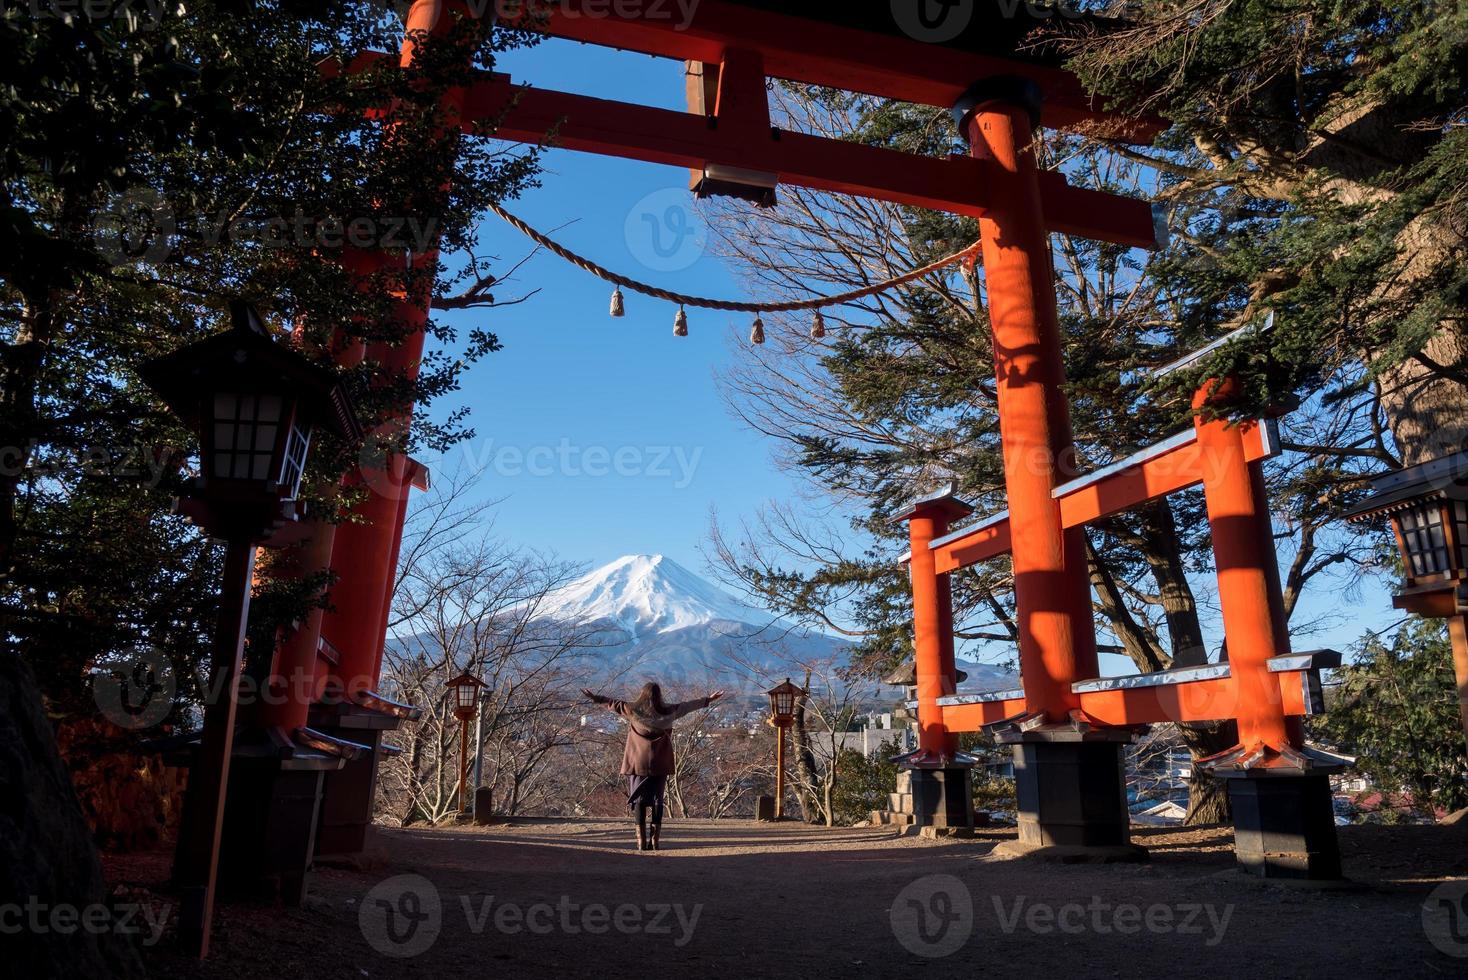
xmin=110 ymin=818 xmax=1468 ymax=980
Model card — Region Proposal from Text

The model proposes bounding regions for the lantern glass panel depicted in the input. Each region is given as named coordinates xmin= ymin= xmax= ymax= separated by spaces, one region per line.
xmin=455 ymin=683 xmax=476 ymax=710
xmin=210 ymin=392 xmax=285 ymax=484
xmin=1398 ymin=502 xmax=1451 ymax=579
xmin=278 ymin=422 xmax=312 ymax=499
xmin=1457 ymin=501 xmax=1468 ymax=573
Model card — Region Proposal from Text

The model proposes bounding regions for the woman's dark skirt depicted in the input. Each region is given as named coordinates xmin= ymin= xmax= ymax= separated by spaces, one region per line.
xmin=627 ymin=774 xmax=668 ymax=823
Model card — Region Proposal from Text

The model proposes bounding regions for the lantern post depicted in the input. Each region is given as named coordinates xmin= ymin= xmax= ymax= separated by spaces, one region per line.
xmin=446 ymin=672 xmax=487 ymax=814
xmin=1346 ymin=450 xmax=1468 ymax=754
xmin=140 ymin=301 xmax=363 ymax=958
xmin=765 ymin=679 xmax=804 ymax=819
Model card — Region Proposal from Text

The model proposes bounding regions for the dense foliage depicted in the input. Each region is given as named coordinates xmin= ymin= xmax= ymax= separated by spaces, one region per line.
xmin=1322 ymin=621 xmax=1468 ymax=814
xmin=1 ymin=4 xmax=543 ymax=720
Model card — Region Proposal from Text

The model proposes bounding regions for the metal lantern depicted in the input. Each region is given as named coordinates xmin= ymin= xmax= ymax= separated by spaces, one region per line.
xmin=1345 ymin=450 xmax=1468 ymax=615
xmin=446 ymin=672 xmax=486 ymax=722
xmin=766 ymin=678 xmax=804 ymax=728
xmin=445 ymin=672 xmax=487 ymax=815
xmin=139 ymin=301 xmax=362 ymax=543
xmin=145 ymin=300 xmax=362 ymax=959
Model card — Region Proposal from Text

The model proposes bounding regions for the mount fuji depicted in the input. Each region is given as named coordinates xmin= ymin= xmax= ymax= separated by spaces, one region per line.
xmin=532 ymin=555 xmax=835 ymax=688
xmin=531 ymin=555 xmax=1017 ymax=697
xmin=537 ymin=554 xmax=777 ymax=640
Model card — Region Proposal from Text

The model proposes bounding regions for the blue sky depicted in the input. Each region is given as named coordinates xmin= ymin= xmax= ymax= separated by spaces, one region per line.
xmin=418 ymin=38 xmax=1400 ymax=672
xmin=422 ymin=39 xmax=800 ymax=575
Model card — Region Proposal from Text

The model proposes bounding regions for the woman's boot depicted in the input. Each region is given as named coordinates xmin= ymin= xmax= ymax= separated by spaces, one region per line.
xmin=635 ymin=806 xmax=650 ymax=851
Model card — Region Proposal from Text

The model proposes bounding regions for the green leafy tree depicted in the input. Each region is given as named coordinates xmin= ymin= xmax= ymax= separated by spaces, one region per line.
xmin=1060 ymin=0 xmax=1468 ymax=467
xmin=2 ymin=5 xmax=545 ymax=717
xmin=1321 ymin=620 xmax=1468 ymax=815
xmin=830 ymin=742 xmax=900 ymax=826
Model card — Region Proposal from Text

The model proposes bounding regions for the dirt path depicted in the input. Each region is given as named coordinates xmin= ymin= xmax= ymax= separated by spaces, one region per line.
xmin=120 ymin=819 xmax=1468 ymax=979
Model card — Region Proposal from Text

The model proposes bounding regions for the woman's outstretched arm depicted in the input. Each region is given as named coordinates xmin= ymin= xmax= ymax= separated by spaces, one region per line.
xmin=581 ymin=689 xmax=615 ymax=708
xmin=666 ymin=690 xmax=725 ymax=720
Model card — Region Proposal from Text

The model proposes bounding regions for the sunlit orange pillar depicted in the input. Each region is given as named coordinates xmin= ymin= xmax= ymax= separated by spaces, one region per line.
xmin=1448 ymin=615 xmax=1468 ymax=755
xmin=901 ymin=493 xmax=972 ymax=758
xmin=259 ymin=524 xmax=340 ymax=730
xmin=368 ymin=457 xmax=429 ymax=681
xmin=957 ymin=81 xmax=1098 ymax=721
xmin=1193 ymin=379 xmax=1292 ymax=752
xmin=322 ymin=0 xmax=465 ymax=700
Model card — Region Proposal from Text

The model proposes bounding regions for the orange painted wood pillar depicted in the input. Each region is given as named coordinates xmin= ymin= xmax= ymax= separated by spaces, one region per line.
xmin=259 ymin=524 xmax=340 ymax=730
xmin=1449 ymin=614 xmax=1468 ymax=756
xmin=906 ymin=503 xmax=964 ymax=757
xmin=957 ymin=82 xmax=1097 ymax=723
xmin=1194 ymin=380 xmax=1293 ymax=751
xmin=320 ymin=0 xmax=466 ymax=700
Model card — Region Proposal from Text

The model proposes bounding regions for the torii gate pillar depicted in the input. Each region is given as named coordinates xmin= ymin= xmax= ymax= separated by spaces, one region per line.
xmin=894 ymin=489 xmax=975 ymax=835
xmin=956 ymin=79 xmax=1139 ymax=856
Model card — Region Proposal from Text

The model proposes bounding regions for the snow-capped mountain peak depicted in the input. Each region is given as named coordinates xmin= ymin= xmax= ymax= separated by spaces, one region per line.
xmin=537 ymin=555 xmax=774 ymax=638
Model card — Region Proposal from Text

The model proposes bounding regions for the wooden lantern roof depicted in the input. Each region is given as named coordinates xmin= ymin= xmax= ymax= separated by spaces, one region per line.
xmin=139 ymin=301 xmax=362 ymax=443
xmin=1342 ymin=451 xmax=1468 ymax=523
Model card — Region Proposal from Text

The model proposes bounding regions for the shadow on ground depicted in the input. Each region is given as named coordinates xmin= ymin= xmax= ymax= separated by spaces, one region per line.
xmin=109 ymin=818 xmax=1467 ymax=980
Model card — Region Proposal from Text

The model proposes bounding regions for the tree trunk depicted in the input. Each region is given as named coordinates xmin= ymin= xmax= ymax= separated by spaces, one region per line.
xmin=1378 ymin=328 xmax=1468 ymax=466
xmin=790 ymin=706 xmax=820 ymax=822
xmin=0 ymin=296 xmax=56 ymax=584
xmin=1177 ymin=723 xmax=1238 ymax=825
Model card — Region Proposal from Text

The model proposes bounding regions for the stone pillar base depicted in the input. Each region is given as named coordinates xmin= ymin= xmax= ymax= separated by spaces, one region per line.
xmin=908 ymin=766 xmax=974 ymax=832
xmin=171 ymin=729 xmax=342 ymax=908
xmin=1221 ymin=772 xmax=1342 ymax=880
xmin=1008 ymin=734 xmax=1142 ymax=853
xmin=309 ymin=700 xmax=405 ymax=860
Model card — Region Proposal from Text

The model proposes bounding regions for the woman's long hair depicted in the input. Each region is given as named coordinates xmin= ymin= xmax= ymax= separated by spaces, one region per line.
xmin=631 ymin=681 xmax=670 ymax=716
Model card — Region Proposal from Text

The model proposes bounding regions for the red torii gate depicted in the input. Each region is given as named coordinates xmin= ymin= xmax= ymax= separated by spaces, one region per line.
xmin=226 ymin=0 xmax=1346 ymax=902
xmin=281 ymin=0 xmax=1167 ymax=871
